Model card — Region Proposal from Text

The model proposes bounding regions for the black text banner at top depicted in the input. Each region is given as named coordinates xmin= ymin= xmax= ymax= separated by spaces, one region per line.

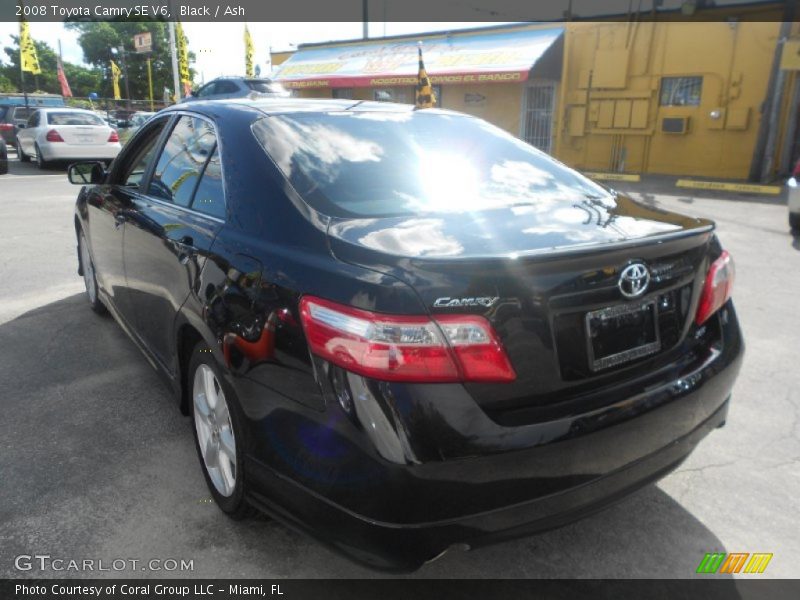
xmin=1 ymin=0 xmax=793 ymax=23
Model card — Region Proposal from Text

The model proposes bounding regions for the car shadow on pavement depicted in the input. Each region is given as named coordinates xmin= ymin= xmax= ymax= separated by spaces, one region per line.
xmin=0 ymin=294 xmax=736 ymax=583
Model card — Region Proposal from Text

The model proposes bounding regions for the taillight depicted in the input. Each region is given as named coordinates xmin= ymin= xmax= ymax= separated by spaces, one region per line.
xmin=0 ymin=123 xmax=13 ymax=131
xmin=299 ymin=296 xmax=516 ymax=383
xmin=108 ymin=129 xmax=119 ymax=143
xmin=45 ymin=129 xmax=64 ymax=142
xmin=695 ymin=250 xmax=735 ymax=325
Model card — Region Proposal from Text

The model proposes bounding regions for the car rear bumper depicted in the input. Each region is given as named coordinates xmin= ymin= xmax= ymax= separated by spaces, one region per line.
xmin=41 ymin=142 xmax=121 ymax=161
xmin=242 ymin=304 xmax=743 ymax=571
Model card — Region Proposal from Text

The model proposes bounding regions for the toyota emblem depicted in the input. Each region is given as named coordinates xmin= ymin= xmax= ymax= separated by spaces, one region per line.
xmin=618 ymin=262 xmax=650 ymax=299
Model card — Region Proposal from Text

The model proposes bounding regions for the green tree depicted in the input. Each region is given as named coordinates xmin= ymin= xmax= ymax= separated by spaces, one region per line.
xmin=66 ymin=21 xmax=195 ymax=100
xmin=0 ymin=72 xmax=16 ymax=92
xmin=0 ymin=37 xmax=103 ymax=98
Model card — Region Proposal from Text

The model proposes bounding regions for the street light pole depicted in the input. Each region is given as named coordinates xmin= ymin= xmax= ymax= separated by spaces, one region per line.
xmin=118 ymin=46 xmax=131 ymax=110
xmin=168 ymin=21 xmax=180 ymax=103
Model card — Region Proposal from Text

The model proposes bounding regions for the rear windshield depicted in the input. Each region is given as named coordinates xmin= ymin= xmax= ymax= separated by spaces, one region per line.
xmin=47 ymin=112 xmax=105 ymax=126
xmin=251 ymin=111 xmax=608 ymax=218
xmin=245 ymin=80 xmax=287 ymax=95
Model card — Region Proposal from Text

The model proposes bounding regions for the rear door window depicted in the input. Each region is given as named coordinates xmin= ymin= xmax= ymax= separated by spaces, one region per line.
xmin=148 ymin=116 xmax=216 ymax=207
xmin=189 ymin=146 xmax=225 ymax=219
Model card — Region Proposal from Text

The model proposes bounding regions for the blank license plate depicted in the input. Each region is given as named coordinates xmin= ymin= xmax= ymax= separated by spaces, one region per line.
xmin=586 ymin=301 xmax=660 ymax=371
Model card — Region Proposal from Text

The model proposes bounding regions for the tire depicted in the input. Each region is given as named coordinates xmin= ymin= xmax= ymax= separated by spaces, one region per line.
xmin=790 ymin=212 xmax=800 ymax=233
xmin=78 ymin=230 xmax=107 ymax=315
xmin=35 ymin=144 xmax=49 ymax=169
xmin=189 ymin=343 xmax=254 ymax=519
xmin=18 ymin=144 xmax=30 ymax=163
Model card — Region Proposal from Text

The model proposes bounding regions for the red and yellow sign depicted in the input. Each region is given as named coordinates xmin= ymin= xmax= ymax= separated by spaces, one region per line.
xmin=275 ymin=27 xmax=562 ymax=90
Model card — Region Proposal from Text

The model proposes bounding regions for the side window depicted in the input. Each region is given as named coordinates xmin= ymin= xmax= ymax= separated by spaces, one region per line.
xmin=216 ymin=81 xmax=239 ymax=94
xmin=660 ymin=76 xmax=703 ymax=107
xmin=27 ymin=111 xmax=39 ymax=128
xmin=118 ymin=119 xmax=168 ymax=187
xmin=190 ymin=146 xmax=225 ymax=219
xmin=149 ymin=116 xmax=216 ymax=207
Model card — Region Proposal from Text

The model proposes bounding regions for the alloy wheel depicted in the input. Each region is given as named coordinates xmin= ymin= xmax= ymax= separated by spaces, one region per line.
xmin=193 ymin=364 xmax=237 ymax=497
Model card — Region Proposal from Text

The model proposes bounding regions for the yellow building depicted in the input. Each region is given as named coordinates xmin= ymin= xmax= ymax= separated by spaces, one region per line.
xmin=273 ymin=5 xmax=798 ymax=181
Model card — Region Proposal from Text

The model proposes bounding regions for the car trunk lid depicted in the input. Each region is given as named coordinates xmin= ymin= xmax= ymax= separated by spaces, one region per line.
xmin=326 ymin=193 xmax=716 ymax=416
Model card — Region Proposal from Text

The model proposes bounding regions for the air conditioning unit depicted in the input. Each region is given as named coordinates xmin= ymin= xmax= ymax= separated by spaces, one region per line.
xmin=662 ymin=116 xmax=689 ymax=134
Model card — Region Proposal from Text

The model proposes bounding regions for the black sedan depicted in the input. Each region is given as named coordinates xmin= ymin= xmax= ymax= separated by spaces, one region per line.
xmin=70 ymin=99 xmax=743 ymax=571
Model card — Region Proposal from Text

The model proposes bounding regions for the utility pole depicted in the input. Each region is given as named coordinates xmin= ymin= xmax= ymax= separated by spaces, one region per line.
xmin=168 ymin=21 xmax=180 ymax=104
xmin=750 ymin=1 xmax=797 ymax=181
xmin=362 ymin=0 xmax=368 ymax=39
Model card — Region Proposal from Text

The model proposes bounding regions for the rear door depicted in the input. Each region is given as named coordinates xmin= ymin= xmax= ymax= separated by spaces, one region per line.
xmin=123 ymin=113 xmax=225 ymax=374
xmin=16 ymin=110 xmax=39 ymax=155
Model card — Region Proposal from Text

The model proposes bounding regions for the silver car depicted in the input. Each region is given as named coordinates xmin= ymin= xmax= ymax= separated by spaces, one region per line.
xmin=16 ymin=108 xmax=122 ymax=169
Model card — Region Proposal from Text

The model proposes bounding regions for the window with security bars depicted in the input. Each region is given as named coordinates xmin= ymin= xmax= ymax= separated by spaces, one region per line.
xmin=660 ymin=76 xmax=703 ymax=106
xmin=522 ymin=81 xmax=556 ymax=154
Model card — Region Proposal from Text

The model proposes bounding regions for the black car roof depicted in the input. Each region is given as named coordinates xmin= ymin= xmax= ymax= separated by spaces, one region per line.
xmin=164 ymin=97 xmax=458 ymax=119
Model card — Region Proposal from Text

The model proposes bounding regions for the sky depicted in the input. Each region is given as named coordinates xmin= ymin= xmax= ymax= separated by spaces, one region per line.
xmin=0 ymin=21 xmax=510 ymax=84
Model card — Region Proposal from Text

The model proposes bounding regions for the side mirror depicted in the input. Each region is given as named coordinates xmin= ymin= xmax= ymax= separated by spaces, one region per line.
xmin=68 ymin=161 xmax=107 ymax=185
xmin=17 ymin=124 xmax=26 ymax=129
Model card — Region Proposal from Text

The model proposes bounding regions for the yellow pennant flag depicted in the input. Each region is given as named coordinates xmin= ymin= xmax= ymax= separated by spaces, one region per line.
xmin=415 ymin=43 xmax=436 ymax=109
xmin=176 ymin=22 xmax=192 ymax=96
xmin=110 ymin=60 xmax=122 ymax=100
xmin=244 ymin=25 xmax=254 ymax=78
xmin=19 ymin=19 xmax=41 ymax=75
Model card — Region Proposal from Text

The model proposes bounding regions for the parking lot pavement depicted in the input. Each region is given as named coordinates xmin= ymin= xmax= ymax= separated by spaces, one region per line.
xmin=0 ymin=156 xmax=798 ymax=579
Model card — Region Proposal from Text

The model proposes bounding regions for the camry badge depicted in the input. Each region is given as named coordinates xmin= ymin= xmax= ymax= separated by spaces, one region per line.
xmin=618 ymin=262 xmax=650 ymax=299
xmin=433 ymin=296 xmax=499 ymax=308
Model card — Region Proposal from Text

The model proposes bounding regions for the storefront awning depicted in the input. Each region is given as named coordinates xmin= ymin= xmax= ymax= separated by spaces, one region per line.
xmin=273 ymin=26 xmax=564 ymax=89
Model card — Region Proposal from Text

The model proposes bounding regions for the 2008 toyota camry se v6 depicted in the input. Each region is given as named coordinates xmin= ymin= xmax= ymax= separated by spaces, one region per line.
xmin=69 ymin=99 xmax=742 ymax=571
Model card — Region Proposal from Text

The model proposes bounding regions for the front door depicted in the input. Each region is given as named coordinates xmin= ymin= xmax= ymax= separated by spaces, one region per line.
xmin=123 ymin=114 xmax=226 ymax=374
xmin=93 ymin=115 xmax=171 ymax=325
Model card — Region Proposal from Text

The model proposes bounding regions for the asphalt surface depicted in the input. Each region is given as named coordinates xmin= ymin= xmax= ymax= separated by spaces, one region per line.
xmin=0 ymin=155 xmax=798 ymax=579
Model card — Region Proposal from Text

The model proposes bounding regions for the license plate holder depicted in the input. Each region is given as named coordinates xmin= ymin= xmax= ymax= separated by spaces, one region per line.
xmin=586 ymin=300 xmax=660 ymax=371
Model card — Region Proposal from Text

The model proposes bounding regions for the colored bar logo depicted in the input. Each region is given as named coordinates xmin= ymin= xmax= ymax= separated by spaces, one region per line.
xmin=696 ymin=553 xmax=773 ymax=574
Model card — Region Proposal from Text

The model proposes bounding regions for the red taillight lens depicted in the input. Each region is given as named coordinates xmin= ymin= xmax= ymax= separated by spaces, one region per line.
xmin=299 ymin=296 xmax=516 ymax=383
xmin=0 ymin=123 xmax=14 ymax=131
xmin=45 ymin=129 xmax=64 ymax=142
xmin=108 ymin=129 xmax=119 ymax=143
xmin=695 ymin=250 xmax=735 ymax=325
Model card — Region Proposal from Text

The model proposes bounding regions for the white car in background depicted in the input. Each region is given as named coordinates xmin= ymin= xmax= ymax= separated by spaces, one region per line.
xmin=16 ymin=108 xmax=121 ymax=169
xmin=788 ymin=159 xmax=800 ymax=232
